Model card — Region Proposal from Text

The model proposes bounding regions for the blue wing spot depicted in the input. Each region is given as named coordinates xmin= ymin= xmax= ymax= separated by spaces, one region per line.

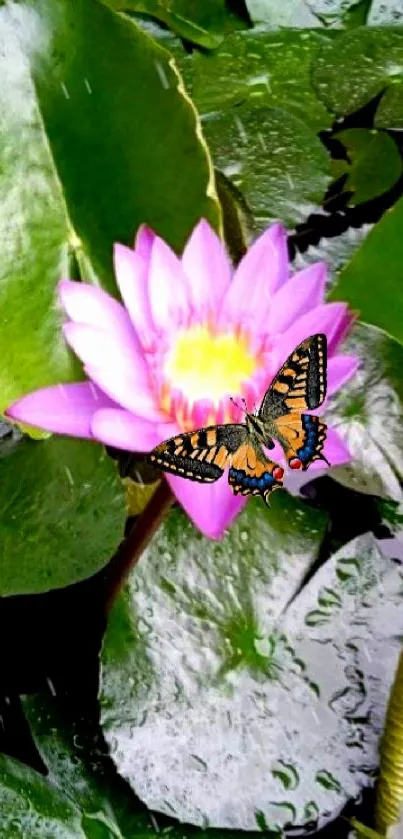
xmin=297 ymin=416 xmax=320 ymax=465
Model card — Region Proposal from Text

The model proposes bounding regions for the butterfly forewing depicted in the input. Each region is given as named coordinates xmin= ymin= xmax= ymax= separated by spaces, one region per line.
xmin=260 ymin=334 xmax=327 ymax=420
xmin=149 ymin=424 xmax=248 ymax=482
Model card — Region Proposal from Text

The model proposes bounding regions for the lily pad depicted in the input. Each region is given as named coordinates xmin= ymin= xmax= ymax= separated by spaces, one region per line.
xmin=0 ymin=0 xmax=219 ymax=413
xmin=202 ymin=104 xmax=331 ymax=230
xmin=193 ymin=28 xmax=332 ymax=132
xmin=0 ymin=436 xmax=125 ymax=596
xmin=313 ymin=28 xmax=403 ymax=128
xmin=330 ymin=194 xmax=403 ymax=347
xmin=23 ymin=690 xmax=262 ymax=839
xmin=331 ymin=129 xmax=403 ymax=206
xmin=325 ymin=324 xmax=403 ymax=502
xmin=100 ymin=500 xmax=403 ymax=831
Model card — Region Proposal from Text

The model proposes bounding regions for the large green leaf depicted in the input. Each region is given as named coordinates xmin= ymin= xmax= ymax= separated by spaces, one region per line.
xmin=193 ymin=29 xmax=332 ymax=131
xmin=0 ymin=0 xmax=219 ymax=413
xmin=100 ymin=498 xmax=403 ymax=831
xmin=325 ymin=324 xmax=403 ymax=501
xmin=331 ymin=129 xmax=403 ymax=206
xmin=330 ymin=195 xmax=403 ymax=346
xmin=202 ymin=104 xmax=331 ymax=229
xmin=312 ymin=27 xmax=403 ymax=128
xmin=0 ymin=436 xmax=125 ymax=596
xmin=102 ymin=0 xmax=249 ymax=49
xmin=0 ymin=753 xmax=85 ymax=839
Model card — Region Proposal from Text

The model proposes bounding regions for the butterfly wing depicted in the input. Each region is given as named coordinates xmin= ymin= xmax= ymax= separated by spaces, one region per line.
xmin=272 ymin=412 xmax=328 ymax=471
xmin=148 ymin=424 xmax=248 ymax=483
xmin=228 ymin=441 xmax=284 ymax=503
xmin=260 ymin=333 xmax=327 ymax=420
xmin=259 ymin=334 xmax=328 ymax=470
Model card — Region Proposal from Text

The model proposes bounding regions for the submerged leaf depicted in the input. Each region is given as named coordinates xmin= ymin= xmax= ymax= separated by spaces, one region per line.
xmin=313 ymin=27 xmax=403 ymax=128
xmin=202 ymin=104 xmax=331 ymax=230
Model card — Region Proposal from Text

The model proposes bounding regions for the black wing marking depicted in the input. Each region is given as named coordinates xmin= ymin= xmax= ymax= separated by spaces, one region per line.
xmin=148 ymin=424 xmax=248 ymax=483
xmin=259 ymin=334 xmax=327 ymax=421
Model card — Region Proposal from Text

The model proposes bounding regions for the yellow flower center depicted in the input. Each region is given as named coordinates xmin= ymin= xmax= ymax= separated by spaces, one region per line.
xmin=165 ymin=324 xmax=258 ymax=405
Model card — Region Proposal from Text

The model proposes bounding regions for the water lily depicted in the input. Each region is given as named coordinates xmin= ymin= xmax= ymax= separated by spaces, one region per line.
xmin=6 ymin=220 xmax=358 ymax=538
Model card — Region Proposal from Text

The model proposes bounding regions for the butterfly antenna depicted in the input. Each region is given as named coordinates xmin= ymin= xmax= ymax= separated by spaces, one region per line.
xmin=229 ymin=396 xmax=241 ymax=411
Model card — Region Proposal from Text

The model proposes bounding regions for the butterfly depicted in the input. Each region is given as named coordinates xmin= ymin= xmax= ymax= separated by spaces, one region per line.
xmin=148 ymin=334 xmax=329 ymax=505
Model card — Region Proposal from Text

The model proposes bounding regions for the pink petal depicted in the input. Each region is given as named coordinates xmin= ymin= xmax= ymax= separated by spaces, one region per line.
xmin=275 ymin=303 xmax=351 ymax=364
xmin=219 ymin=223 xmax=289 ymax=329
xmin=134 ymin=223 xmax=155 ymax=259
xmin=181 ymin=219 xmax=231 ymax=316
xmin=59 ymin=280 xmax=140 ymax=351
xmin=91 ymin=408 xmax=160 ymax=451
xmin=148 ymin=236 xmax=190 ymax=334
xmin=328 ymin=308 xmax=355 ymax=354
xmin=5 ymin=382 xmax=115 ymax=438
xmin=113 ymin=244 xmax=155 ymax=346
xmin=267 ymin=262 xmax=326 ymax=333
xmin=166 ymin=472 xmax=247 ymax=539
xmin=327 ymin=355 xmax=360 ymax=395
xmin=63 ymin=323 xmax=162 ymax=421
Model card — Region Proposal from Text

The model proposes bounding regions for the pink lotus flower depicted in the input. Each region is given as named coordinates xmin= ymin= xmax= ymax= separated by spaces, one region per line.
xmin=6 ymin=221 xmax=358 ymax=538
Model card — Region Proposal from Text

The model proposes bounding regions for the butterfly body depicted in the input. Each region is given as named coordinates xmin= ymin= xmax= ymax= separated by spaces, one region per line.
xmin=148 ymin=334 xmax=328 ymax=506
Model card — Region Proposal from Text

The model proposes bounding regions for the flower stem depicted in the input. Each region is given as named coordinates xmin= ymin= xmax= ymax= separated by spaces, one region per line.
xmin=103 ymin=478 xmax=174 ymax=615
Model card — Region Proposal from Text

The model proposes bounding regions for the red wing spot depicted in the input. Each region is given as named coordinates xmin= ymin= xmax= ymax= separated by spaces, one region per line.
xmin=289 ymin=458 xmax=302 ymax=470
xmin=273 ymin=466 xmax=284 ymax=480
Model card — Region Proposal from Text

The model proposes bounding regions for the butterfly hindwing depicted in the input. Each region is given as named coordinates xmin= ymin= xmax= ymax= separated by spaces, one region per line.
xmin=273 ymin=412 xmax=328 ymax=470
xmin=228 ymin=441 xmax=284 ymax=502
xmin=260 ymin=334 xmax=327 ymax=421
xmin=149 ymin=424 xmax=248 ymax=483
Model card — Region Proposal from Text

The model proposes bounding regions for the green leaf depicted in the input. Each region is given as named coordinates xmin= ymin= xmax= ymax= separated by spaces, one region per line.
xmin=100 ymin=500 xmax=403 ymax=831
xmin=202 ymin=104 xmax=331 ymax=229
xmin=331 ymin=129 xmax=403 ymax=205
xmin=0 ymin=436 xmax=125 ymax=595
xmin=312 ymin=27 xmax=403 ymax=128
xmin=0 ymin=0 xmax=220 ymax=413
xmin=325 ymin=323 xmax=403 ymax=501
xmin=330 ymin=194 xmax=403 ymax=346
xmin=101 ymin=0 xmax=249 ymax=49
xmin=0 ymin=753 xmax=85 ymax=839
xmin=193 ymin=28 xmax=333 ymax=131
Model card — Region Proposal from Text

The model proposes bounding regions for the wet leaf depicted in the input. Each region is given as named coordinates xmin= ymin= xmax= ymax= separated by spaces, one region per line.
xmin=331 ymin=129 xmax=403 ymax=205
xmin=325 ymin=324 xmax=403 ymax=502
xmin=102 ymin=0 xmax=248 ymax=48
xmin=100 ymin=509 xmax=403 ymax=831
xmin=0 ymin=436 xmax=125 ymax=596
xmin=330 ymin=194 xmax=403 ymax=346
xmin=0 ymin=753 xmax=85 ymax=839
xmin=0 ymin=0 xmax=219 ymax=413
xmin=23 ymin=691 xmax=262 ymax=839
xmin=202 ymin=104 xmax=331 ymax=230
xmin=313 ymin=28 xmax=403 ymax=128
xmin=193 ymin=28 xmax=332 ymax=131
